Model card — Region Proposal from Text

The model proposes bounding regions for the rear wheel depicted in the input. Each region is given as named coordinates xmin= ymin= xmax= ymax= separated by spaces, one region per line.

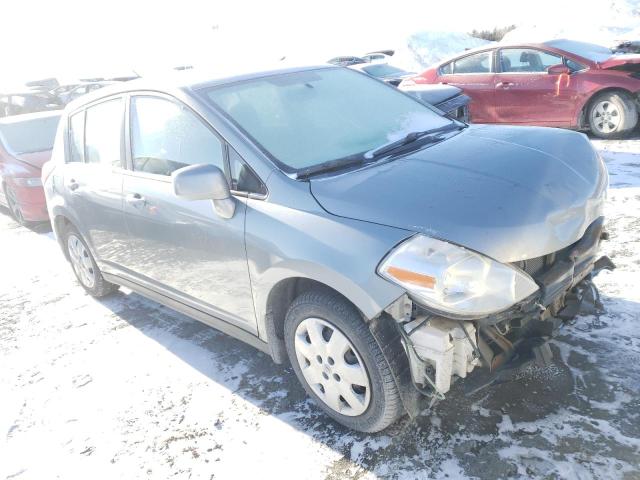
xmin=588 ymin=91 xmax=638 ymax=139
xmin=284 ymin=289 xmax=403 ymax=432
xmin=64 ymin=225 xmax=118 ymax=297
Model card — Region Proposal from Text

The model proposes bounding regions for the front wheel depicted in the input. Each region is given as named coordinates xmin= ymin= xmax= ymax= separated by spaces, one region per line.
xmin=588 ymin=91 xmax=638 ymax=139
xmin=284 ymin=289 xmax=403 ymax=432
xmin=64 ymin=225 xmax=118 ymax=297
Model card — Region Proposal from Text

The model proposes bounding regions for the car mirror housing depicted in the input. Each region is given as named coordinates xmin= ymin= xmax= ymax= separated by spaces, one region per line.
xmin=547 ymin=64 xmax=571 ymax=75
xmin=172 ymin=163 xmax=235 ymax=219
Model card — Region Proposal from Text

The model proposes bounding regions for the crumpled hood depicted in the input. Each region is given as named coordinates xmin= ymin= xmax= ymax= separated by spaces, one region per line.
xmin=599 ymin=53 xmax=640 ymax=69
xmin=15 ymin=150 xmax=51 ymax=170
xmin=310 ymin=125 xmax=607 ymax=263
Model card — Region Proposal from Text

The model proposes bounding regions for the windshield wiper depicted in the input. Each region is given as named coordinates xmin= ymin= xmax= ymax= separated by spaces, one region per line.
xmin=364 ymin=123 xmax=463 ymax=160
xmin=296 ymin=123 xmax=464 ymax=180
xmin=296 ymin=155 xmax=365 ymax=180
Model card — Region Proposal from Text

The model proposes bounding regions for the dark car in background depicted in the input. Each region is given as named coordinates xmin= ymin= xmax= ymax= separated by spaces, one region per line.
xmin=1 ymin=89 xmax=63 ymax=117
xmin=349 ymin=64 xmax=470 ymax=121
xmin=350 ymin=63 xmax=415 ymax=86
xmin=53 ymin=81 xmax=117 ymax=105
xmin=406 ymin=39 xmax=640 ymax=138
xmin=400 ymin=83 xmax=470 ymax=122
xmin=327 ymin=56 xmax=367 ymax=67
xmin=0 ymin=111 xmax=61 ymax=224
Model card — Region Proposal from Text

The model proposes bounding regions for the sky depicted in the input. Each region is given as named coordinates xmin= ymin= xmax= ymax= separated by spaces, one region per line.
xmin=2 ymin=0 xmax=639 ymax=89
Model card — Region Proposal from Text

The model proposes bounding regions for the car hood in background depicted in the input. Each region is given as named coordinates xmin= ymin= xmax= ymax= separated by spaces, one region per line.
xmin=15 ymin=150 xmax=52 ymax=170
xmin=401 ymin=84 xmax=463 ymax=106
xmin=310 ymin=125 xmax=607 ymax=263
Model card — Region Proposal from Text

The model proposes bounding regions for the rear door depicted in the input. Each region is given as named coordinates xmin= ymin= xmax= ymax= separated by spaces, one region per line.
xmin=494 ymin=48 xmax=577 ymax=124
xmin=119 ymin=94 xmax=257 ymax=331
xmin=62 ymin=97 xmax=128 ymax=266
xmin=438 ymin=50 xmax=496 ymax=123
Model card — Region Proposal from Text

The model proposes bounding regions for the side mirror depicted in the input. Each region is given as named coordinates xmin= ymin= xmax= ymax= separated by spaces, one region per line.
xmin=547 ymin=64 xmax=571 ymax=75
xmin=172 ymin=164 xmax=235 ymax=219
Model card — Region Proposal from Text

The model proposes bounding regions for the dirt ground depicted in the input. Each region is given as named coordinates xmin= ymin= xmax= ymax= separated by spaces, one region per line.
xmin=1 ymin=137 xmax=639 ymax=480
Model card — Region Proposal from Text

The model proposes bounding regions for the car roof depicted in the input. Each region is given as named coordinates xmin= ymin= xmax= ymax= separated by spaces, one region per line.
xmin=65 ymin=64 xmax=336 ymax=111
xmin=0 ymin=110 xmax=62 ymax=124
xmin=435 ymin=39 xmax=608 ymax=66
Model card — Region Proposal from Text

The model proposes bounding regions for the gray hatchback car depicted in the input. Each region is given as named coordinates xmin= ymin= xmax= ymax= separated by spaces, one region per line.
xmin=43 ymin=65 xmax=609 ymax=432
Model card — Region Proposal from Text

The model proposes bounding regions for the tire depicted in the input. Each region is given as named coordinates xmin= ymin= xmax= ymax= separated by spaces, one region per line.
xmin=284 ymin=289 xmax=403 ymax=432
xmin=63 ymin=224 xmax=118 ymax=297
xmin=588 ymin=91 xmax=638 ymax=139
xmin=4 ymin=184 xmax=29 ymax=226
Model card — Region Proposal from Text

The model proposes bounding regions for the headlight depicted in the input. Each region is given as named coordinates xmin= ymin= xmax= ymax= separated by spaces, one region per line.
xmin=14 ymin=177 xmax=42 ymax=187
xmin=378 ymin=235 xmax=539 ymax=318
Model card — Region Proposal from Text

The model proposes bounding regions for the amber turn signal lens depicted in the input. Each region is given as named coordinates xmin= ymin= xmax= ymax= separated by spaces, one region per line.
xmin=385 ymin=266 xmax=436 ymax=289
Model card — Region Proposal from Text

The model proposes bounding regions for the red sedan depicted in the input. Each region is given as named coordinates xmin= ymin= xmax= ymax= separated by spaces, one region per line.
xmin=403 ymin=40 xmax=640 ymax=138
xmin=0 ymin=111 xmax=61 ymax=224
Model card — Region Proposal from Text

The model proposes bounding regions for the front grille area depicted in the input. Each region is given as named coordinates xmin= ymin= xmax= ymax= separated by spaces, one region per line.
xmin=511 ymin=218 xmax=604 ymax=282
xmin=515 ymin=255 xmax=547 ymax=276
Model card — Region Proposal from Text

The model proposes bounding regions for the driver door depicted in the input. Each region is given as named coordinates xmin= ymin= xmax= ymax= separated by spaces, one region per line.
xmin=119 ymin=94 xmax=257 ymax=331
xmin=494 ymin=48 xmax=578 ymax=125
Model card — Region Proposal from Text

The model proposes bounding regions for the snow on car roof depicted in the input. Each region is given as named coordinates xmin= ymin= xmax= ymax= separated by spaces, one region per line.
xmin=542 ymin=39 xmax=613 ymax=62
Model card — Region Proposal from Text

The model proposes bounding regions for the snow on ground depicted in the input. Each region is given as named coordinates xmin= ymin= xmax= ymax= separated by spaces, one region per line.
xmin=503 ymin=0 xmax=640 ymax=46
xmin=1 ymin=136 xmax=640 ymax=479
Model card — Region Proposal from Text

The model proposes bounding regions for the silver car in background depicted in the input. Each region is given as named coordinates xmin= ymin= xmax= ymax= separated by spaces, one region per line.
xmin=43 ymin=66 xmax=609 ymax=432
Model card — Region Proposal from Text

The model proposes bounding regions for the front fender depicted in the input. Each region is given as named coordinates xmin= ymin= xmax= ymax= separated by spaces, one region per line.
xmin=244 ymin=197 xmax=410 ymax=341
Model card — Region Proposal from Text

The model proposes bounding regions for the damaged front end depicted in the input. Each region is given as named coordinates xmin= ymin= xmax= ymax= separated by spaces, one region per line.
xmin=380 ymin=217 xmax=614 ymax=405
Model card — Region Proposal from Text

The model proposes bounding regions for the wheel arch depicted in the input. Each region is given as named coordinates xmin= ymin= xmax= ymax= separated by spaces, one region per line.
xmin=263 ymin=276 xmax=369 ymax=364
xmin=52 ymin=213 xmax=73 ymax=260
xmin=577 ymin=87 xmax=637 ymax=129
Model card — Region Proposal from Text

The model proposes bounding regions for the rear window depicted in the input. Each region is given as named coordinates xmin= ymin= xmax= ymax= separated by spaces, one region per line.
xmin=0 ymin=115 xmax=61 ymax=154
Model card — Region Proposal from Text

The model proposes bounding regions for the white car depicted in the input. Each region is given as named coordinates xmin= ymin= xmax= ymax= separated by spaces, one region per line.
xmin=362 ymin=52 xmax=391 ymax=63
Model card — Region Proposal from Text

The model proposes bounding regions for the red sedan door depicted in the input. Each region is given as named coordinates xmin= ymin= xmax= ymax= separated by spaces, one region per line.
xmin=437 ymin=50 xmax=497 ymax=123
xmin=493 ymin=48 xmax=578 ymax=126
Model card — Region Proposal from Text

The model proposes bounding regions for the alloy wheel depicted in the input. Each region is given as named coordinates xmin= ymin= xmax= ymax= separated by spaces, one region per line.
xmin=67 ymin=234 xmax=96 ymax=289
xmin=293 ymin=317 xmax=371 ymax=416
xmin=591 ymin=100 xmax=621 ymax=134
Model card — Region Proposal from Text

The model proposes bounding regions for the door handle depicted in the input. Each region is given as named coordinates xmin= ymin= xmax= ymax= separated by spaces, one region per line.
xmin=496 ymin=81 xmax=514 ymax=89
xmin=68 ymin=179 xmax=79 ymax=191
xmin=126 ymin=193 xmax=146 ymax=207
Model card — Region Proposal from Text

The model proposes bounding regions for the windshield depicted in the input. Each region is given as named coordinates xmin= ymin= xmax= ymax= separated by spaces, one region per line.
xmin=546 ymin=39 xmax=613 ymax=62
xmin=0 ymin=115 xmax=61 ymax=154
xmin=204 ymin=68 xmax=450 ymax=172
xmin=362 ymin=64 xmax=407 ymax=77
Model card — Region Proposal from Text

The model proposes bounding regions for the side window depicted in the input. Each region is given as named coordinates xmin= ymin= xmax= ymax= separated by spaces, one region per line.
xmin=130 ymin=96 xmax=225 ymax=176
xmin=84 ymin=98 xmax=123 ymax=166
xmin=453 ymin=51 xmax=492 ymax=74
xmin=68 ymin=110 xmax=85 ymax=163
xmin=229 ymin=147 xmax=266 ymax=195
xmin=499 ymin=49 xmax=562 ymax=73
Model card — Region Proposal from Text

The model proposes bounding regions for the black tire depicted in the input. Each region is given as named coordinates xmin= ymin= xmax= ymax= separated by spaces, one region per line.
xmin=588 ymin=90 xmax=638 ymax=139
xmin=284 ymin=289 xmax=403 ymax=432
xmin=63 ymin=224 xmax=118 ymax=298
xmin=4 ymin=184 xmax=29 ymax=226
